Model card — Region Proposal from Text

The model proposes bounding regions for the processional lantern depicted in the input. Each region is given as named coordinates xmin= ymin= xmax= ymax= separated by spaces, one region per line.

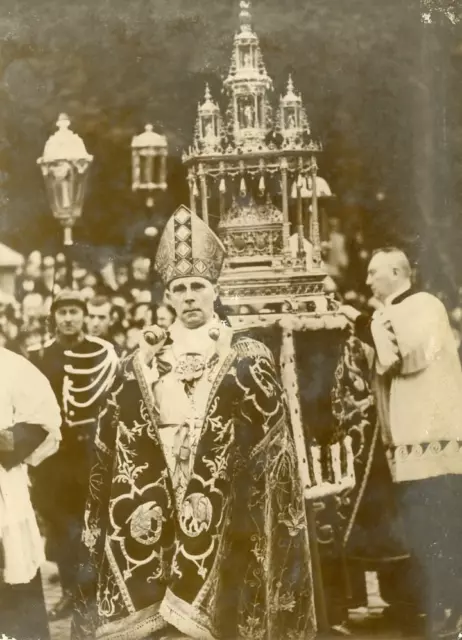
xmin=37 ymin=113 xmax=93 ymax=285
xmin=131 ymin=124 xmax=168 ymax=208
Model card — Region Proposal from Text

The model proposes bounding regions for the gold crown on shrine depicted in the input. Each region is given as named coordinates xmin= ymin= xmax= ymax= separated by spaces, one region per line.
xmin=154 ymin=205 xmax=226 ymax=286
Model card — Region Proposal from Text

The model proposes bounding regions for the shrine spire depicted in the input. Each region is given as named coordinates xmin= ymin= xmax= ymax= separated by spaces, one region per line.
xmin=239 ymin=0 xmax=252 ymax=32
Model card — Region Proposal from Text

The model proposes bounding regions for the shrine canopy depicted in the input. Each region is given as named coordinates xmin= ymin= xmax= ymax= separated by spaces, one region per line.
xmin=183 ymin=0 xmax=335 ymax=316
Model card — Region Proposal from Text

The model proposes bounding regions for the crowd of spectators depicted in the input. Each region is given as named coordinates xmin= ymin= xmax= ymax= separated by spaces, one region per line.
xmin=2 ymin=219 xmax=462 ymax=362
xmin=0 ymin=249 xmax=175 ymax=358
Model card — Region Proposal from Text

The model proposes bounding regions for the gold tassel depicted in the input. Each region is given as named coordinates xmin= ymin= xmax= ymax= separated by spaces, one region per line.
xmin=193 ymin=181 xmax=199 ymax=197
xmin=239 ymin=177 xmax=246 ymax=197
xmin=219 ymin=178 xmax=226 ymax=194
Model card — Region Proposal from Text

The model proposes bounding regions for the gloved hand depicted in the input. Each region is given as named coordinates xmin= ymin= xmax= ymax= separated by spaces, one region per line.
xmin=338 ymin=304 xmax=361 ymax=323
xmin=138 ymin=324 xmax=168 ymax=367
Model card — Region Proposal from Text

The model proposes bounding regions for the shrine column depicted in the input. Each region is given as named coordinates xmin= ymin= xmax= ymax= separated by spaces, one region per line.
xmin=254 ymin=93 xmax=259 ymax=128
xmin=311 ymin=156 xmax=322 ymax=268
xmin=233 ymin=95 xmax=239 ymax=134
xmin=198 ymin=163 xmax=209 ymax=225
xmin=187 ymin=169 xmax=197 ymax=214
xmin=296 ymin=158 xmax=306 ymax=259
xmin=280 ymin=158 xmax=291 ymax=258
xmin=219 ymin=162 xmax=226 ymax=219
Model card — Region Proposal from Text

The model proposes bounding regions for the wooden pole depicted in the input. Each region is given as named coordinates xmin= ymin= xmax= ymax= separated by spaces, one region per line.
xmin=63 ymin=224 xmax=73 ymax=289
xmin=280 ymin=327 xmax=330 ymax=633
xmin=306 ymin=502 xmax=330 ymax=634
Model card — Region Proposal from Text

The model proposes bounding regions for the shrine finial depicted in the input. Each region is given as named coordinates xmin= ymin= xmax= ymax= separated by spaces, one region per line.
xmin=287 ymin=75 xmax=295 ymax=95
xmin=56 ymin=113 xmax=71 ymax=130
xmin=282 ymin=75 xmax=298 ymax=103
xmin=204 ymin=83 xmax=212 ymax=101
xmin=239 ymin=0 xmax=252 ymax=31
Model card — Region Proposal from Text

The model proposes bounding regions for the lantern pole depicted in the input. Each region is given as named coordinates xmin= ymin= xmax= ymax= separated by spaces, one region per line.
xmin=63 ymin=223 xmax=74 ymax=287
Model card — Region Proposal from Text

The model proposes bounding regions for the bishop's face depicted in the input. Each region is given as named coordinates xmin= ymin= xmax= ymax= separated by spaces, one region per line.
xmin=165 ymin=277 xmax=217 ymax=329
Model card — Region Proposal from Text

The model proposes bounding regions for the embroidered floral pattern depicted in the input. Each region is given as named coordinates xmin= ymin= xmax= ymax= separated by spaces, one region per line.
xmin=72 ymin=342 xmax=316 ymax=640
xmin=330 ymin=334 xmax=377 ymax=546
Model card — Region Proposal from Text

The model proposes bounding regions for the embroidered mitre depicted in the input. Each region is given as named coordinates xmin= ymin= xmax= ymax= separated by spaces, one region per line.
xmin=154 ymin=205 xmax=226 ymax=286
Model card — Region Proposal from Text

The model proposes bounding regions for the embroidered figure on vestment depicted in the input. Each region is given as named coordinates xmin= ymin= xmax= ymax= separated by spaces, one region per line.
xmin=71 ymin=207 xmax=316 ymax=640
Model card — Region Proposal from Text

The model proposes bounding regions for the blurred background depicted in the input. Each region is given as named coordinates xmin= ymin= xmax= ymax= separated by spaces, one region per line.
xmin=0 ymin=0 xmax=461 ymax=351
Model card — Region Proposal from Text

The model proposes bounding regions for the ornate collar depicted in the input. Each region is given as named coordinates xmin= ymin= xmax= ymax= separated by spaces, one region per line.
xmin=173 ymin=351 xmax=219 ymax=385
xmin=153 ymin=317 xmax=232 ymax=385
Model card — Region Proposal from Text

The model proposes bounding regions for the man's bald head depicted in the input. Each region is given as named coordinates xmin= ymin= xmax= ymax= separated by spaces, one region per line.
xmin=366 ymin=247 xmax=412 ymax=302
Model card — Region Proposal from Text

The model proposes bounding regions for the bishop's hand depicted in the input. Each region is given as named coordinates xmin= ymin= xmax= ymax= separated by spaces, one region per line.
xmin=208 ymin=319 xmax=233 ymax=357
xmin=139 ymin=325 xmax=168 ymax=367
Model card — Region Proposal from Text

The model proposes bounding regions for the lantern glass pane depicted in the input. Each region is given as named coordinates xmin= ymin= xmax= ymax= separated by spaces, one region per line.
xmin=132 ymin=152 xmax=141 ymax=189
xmin=160 ymin=155 xmax=167 ymax=188
xmin=143 ymin=154 xmax=154 ymax=185
xmin=131 ymin=129 xmax=167 ymax=193
xmin=43 ymin=160 xmax=88 ymax=220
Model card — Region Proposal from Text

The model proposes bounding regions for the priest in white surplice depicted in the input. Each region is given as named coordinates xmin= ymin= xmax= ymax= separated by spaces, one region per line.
xmin=341 ymin=247 xmax=462 ymax=639
xmin=0 ymin=347 xmax=61 ymax=640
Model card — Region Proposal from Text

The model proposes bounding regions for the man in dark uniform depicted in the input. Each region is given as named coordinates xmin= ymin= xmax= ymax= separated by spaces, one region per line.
xmin=29 ymin=289 xmax=118 ymax=620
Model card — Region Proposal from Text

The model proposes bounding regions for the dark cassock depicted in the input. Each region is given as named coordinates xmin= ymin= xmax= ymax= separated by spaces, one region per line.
xmin=0 ymin=346 xmax=61 ymax=640
xmin=72 ymin=206 xmax=315 ymax=640
xmin=29 ymin=290 xmax=118 ymax=614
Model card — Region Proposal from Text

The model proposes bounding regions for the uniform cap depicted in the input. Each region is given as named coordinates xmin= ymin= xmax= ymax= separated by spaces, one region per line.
xmin=50 ymin=289 xmax=87 ymax=314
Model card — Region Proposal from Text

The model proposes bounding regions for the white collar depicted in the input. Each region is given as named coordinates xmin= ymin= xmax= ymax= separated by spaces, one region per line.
xmin=168 ymin=316 xmax=219 ymax=356
xmin=384 ymin=283 xmax=411 ymax=306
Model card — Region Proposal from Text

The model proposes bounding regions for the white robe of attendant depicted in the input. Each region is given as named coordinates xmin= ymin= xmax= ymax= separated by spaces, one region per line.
xmin=371 ymin=291 xmax=462 ymax=482
xmin=0 ymin=347 xmax=61 ymax=584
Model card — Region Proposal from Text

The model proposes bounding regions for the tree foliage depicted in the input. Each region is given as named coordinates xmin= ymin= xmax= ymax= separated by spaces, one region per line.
xmin=0 ymin=0 xmax=460 ymax=290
